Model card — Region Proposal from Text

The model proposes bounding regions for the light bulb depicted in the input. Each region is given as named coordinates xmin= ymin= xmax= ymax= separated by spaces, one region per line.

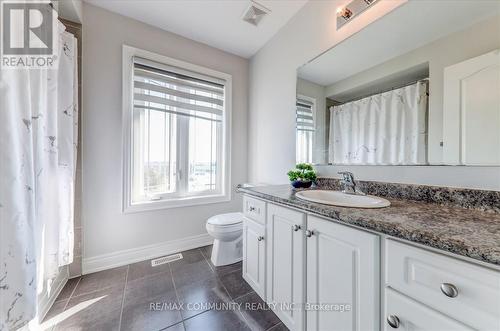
xmin=337 ymin=7 xmax=353 ymax=20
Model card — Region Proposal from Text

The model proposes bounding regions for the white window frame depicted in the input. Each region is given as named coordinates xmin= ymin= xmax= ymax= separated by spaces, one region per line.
xmin=122 ymin=45 xmax=232 ymax=213
xmin=296 ymin=94 xmax=316 ymax=164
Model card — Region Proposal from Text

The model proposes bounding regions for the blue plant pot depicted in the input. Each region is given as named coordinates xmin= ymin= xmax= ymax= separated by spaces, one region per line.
xmin=291 ymin=180 xmax=312 ymax=189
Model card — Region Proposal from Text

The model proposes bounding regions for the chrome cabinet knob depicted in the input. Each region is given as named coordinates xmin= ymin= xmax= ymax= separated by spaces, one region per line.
xmin=440 ymin=283 xmax=459 ymax=298
xmin=305 ymin=230 xmax=314 ymax=237
xmin=293 ymin=224 xmax=301 ymax=231
xmin=387 ymin=315 xmax=400 ymax=328
xmin=257 ymin=236 xmax=264 ymax=241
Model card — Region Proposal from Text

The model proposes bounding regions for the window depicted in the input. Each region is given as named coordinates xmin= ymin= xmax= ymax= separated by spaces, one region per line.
xmin=296 ymin=96 xmax=315 ymax=164
xmin=123 ymin=46 xmax=231 ymax=211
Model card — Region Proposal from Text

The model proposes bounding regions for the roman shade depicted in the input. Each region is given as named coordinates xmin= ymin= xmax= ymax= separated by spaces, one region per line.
xmin=296 ymin=98 xmax=315 ymax=131
xmin=296 ymin=97 xmax=315 ymax=163
xmin=133 ymin=56 xmax=225 ymax=122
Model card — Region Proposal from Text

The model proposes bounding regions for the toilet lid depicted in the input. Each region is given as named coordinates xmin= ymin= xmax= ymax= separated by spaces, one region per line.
xmin=207 ymin=212 xmax=243 ymax=226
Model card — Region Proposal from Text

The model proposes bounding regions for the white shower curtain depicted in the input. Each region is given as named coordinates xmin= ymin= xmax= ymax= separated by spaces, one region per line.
xmin=329 ymin=81 xmax=428 ymax=165
xmin=0 ymin=23 xmax=77 ymax=330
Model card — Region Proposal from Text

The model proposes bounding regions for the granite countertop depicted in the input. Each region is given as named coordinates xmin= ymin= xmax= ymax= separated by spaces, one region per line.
xmin=238 ymin=185 xmax=500 ymax=267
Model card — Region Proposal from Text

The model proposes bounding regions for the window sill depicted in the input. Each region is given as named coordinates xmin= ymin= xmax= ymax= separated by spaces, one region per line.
xmin=123 ymin=193 xmax=231 ymax=213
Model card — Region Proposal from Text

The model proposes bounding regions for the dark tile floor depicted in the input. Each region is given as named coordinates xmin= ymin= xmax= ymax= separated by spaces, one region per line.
xmin=43 ymin=245 xmax=288 ymax=331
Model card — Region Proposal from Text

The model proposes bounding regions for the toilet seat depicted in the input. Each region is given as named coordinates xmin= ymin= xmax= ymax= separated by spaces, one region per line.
xmin=206 ymin=222 xmax=242 ymax=233
xmin=206 ymin=212 xmax=243 ymax=227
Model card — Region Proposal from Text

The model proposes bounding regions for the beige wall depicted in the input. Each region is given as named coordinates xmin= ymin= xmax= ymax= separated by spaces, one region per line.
xmin=81 ymin=3 xmax=248 ymax=268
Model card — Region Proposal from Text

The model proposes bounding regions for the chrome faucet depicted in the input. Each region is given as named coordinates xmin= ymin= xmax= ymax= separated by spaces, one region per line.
xmin=338 ymin=171 xmax=365 ymax=195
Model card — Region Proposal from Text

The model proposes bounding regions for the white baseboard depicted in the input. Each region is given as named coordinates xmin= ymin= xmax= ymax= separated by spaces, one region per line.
xmin=38 ymin=266 xmax=69 ymax=323
xmin=82 ymin=233 xmax=213 ymax=274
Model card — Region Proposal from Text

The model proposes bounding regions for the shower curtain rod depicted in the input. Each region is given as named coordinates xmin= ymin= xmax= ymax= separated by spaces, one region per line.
xmin=334 ymin=77 xmax=429 ymax=105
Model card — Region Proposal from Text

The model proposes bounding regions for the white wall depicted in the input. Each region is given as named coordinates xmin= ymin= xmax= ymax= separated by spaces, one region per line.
xmin=82 ymin=3 xmax=248 ymax=269
xmin=249 ymin=0 xmax=500 ymax=190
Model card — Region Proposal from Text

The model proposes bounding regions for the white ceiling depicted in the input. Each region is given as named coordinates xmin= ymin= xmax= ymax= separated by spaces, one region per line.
xmin=298 ymin=0 xmax=500 ymax=86
xmin=83 ymin=0 xmax=307 ymax=58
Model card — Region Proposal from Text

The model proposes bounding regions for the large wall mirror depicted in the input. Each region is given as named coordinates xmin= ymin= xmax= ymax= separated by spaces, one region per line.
xmin=296 ymin=1 xmax=500 ymax=166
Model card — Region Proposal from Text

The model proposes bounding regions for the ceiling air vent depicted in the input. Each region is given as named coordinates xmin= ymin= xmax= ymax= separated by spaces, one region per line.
xmin=242 ymin=1 xmax=271 ymax=26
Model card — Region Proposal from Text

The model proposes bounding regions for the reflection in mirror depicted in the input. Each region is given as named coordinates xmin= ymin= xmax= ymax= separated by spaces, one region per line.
xmin=296 ymin=96 xmax=315 ymax=163
xmin=296 ymin=0 xmax=500 ymax=166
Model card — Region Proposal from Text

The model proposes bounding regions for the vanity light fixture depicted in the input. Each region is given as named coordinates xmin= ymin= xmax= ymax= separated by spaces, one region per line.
xmin=336 ymin=0 xmax=380 ymax=29
xmin=337 ymin=7 xmax=353 ymax=21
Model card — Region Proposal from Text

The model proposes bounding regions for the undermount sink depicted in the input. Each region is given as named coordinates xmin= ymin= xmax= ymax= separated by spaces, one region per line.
xmin=295 ymin=190 xmax=391 ymax=209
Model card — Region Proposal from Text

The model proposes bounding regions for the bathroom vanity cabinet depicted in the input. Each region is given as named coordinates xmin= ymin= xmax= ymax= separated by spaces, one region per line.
xmin=241 ymin=195 xmax=500 ymax=331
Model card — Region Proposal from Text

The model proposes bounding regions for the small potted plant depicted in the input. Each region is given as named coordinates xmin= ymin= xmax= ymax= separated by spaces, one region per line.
xmin=287 ymin=163 xmax=317 ymax=189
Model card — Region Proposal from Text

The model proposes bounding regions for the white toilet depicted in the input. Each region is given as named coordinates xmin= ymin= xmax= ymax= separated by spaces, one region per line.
xmin=206 ymin=212 xmax=243 ymax=266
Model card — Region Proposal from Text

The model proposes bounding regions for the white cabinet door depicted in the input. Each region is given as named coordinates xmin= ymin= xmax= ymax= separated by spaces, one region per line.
xmin=267 ymin=204 xmax=306 ymax=331
xmin=242 ymin=217 xmax=266 ymax=298
xmin=443 ymin=49 xmax=500 ymax=165
xmin=384 ymin=288 xmax=473 ymax=331
xmin=306 ymin=216 xmax=380 ymax=331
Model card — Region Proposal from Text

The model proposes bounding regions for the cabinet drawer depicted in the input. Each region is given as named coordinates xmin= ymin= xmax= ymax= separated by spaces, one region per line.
xmin=384 ymin=288 xmax=473 ymax=331
xmin=386 ymin=239 xmax=500 ymax=330
xmin=243 ymin=195 xmax=266 ymax=225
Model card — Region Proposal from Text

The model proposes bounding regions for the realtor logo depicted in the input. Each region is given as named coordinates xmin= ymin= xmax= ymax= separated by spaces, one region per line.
xmin=1 ymin=0 xmax=58 ymax=68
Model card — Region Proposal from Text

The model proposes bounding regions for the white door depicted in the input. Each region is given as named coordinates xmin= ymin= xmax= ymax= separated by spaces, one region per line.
xmin=242 ymin=217 xmax=266 ymax=298
xmin=443 ymin=49 xmax=500 ymax=165
xmin=384 ymin=288 xmax=473 ymax=331
xmin=267 ymin=204 xmax=306 ymax=331
xmin=306 ymin=215 xmax=380 ymax=331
